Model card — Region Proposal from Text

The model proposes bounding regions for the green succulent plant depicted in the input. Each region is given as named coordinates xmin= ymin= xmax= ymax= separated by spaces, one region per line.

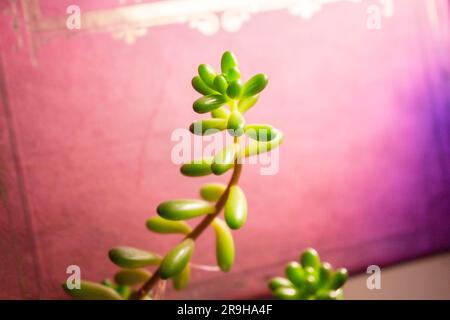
xmin=269 ymin=248 xmax=349 ymax=300
xmin=63 ymin=51 xmax=284 ymax=300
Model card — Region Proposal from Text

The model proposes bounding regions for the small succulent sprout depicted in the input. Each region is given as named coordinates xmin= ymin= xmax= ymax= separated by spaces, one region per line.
xmin=243 ymin=128 xmax=284 ymax=157
xmin=212 ymin=218 xmax=235 ymax=272
xmin=301 ymin=248 xmax=321 ymax=270
xmin=213 ymin=75 xmax=228 ymax=94
xmin=211 ymin=144 xmax=237 ymax=175
xmin=180 ymin=158 xmax=213 ymax=177
xmin=192 ymin=76 xmax=217 ymax=95
xmin=114 ymin=269 xmax=152 ymax=287
xmin=269 ymin=248 xmax=348 ymax=300
xmin=146 ymin=216 xmax=192 ymax=235
xmin=226 ymin=66 xmax=241 ymax=82
xmin=108 ymin=247 xmax=161 ymax=269
xmin=211 ymin=106 xmax=230 ymax=119
xmin=285 ymin=262 xmax=305 ymax=287
xmin=242 ymin=74 xmax=268 ymax=98
xmin=193 ymin=94 xmax=227 ymax=113
xmin=221 ymin=51 xmax=238 ymax=74
xmin=157 ymin=199 xmax=215 ymax=220
xmin=160 ymin=239 xmax=195 ymax=279
xmin=227 ymin=111 xmax=245 ymax=136
xmin=274 ymin=287 xmax=300 ymax=300
xmin=245 ymin=124 xmax=277 ymax=142
xmin=172 ymin=264 xmax=191 ymax=290
xmin=226 ymin=80 xmax=243 ymax=99
xmin=198 ymin=64 xmax=217 ymax=87
xmin=63 ymin=280 xmax=123 ymax=300
xmin=329 ymin=268 xmax=349 ymax=290
xmin=189 ymin=118 xmax=227 ymax=136
xmin=238 ymin=95 xmax=259 ymax=113
xmin=269 ymin=277 xmax=294 ymax=291
xmin=224 ymin=185 xmax=247 ymax=229
xmin=200 ymin=183 xmax=226 ymax=202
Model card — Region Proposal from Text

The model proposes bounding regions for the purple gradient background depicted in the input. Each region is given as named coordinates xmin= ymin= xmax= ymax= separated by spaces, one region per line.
xmin=0 ymin=0 xmax=449 ymax=299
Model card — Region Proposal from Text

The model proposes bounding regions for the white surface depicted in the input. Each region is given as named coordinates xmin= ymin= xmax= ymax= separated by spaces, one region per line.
xmin=345 ymin=253 xmax=450 ymax=299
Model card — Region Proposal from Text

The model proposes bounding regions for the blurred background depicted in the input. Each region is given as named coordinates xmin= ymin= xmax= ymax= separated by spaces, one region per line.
xmin=0 ymin=0 xmax=449 ymax=299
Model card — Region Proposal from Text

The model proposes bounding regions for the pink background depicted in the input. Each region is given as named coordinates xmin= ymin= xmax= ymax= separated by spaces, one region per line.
xmin=0 ymin=0 xmax=449 ymax=299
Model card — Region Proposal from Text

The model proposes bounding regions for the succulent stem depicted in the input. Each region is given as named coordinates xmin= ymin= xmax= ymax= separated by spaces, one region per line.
xmin=137 ymin=154 xmax=242 ymax=299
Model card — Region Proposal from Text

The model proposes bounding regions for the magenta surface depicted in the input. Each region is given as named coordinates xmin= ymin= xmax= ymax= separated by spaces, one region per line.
xmin=0 ymin=0 xmax=449 ymax=299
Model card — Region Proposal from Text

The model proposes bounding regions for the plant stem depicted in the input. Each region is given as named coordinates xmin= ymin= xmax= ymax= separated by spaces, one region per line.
xmin=137 ymin=148 xmax=242 ymax=299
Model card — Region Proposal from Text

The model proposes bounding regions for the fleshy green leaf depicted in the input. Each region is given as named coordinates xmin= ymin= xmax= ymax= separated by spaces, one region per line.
xmin=172 ymin=264 xmax=190 ymax=290
xmin=189 ymin=119 xmax=227 ymax=135
xmin=192 ymin=76 xmax=216 ymax=95
xmin=180 ymin=158 xmax=213 ymax=177
xmin=329 ymin=268 xmax=348 ymax=290
xmin=300 ymin=248 xmax=321 ymax=270
xmin=243 ymin=128 xmax=284 ymax=157
xmin=227 ymin=111 xmax=245 ymax=137
xmin=198 ymin=64 xmax=217 ymax=87
xmin=226 ymin=80 xmax=242 ymax=99
xmin=304 ymin=266 xmax=317 ymax=277
xmin=224 ymin=185 xmax=247 ymax=229
xmin=200 ymin=183 xmax=226 ymax=202
xmin=244 ymin=124 xmax=277 ymax=141
xmin=242 ymin=74 xmax=268 ymax=97
xmin=221 ymin=51 xmax=238 ymax=74
xmin=146 ymin=216 xmax=192 ymax=235
xmin=274 ymin=287 xmax=300 ymax=300
xmin=316 ymin=288 xmax=344 ymax=300
xmin=211 ymin=106 xmax=230 ymax=119
xmin=108 ymin=247 xmax=161 ymax=268
xmin=193 ymin=94 xmax=227 ymax=114
xmin=285 ymin=262 xmax=305 ymax=287
xmin=213 ymin=75 xmax=228 ymax=94
xmin=114 ymin=269 xmax=151 ymax=286
xmin=237 ymin=95 xmax=259 ymax=113
xmin=226 ymin=67 xmax=241 ymax=82
xmin=318 ymin=262 xmax=333 ymax=288
xmin=269 ymin=277 xmax=294 ymax=292
xmin=160 ymin=239 xmax=195 ymax=279
xmin=212 ymin=218 xmax=235 ymax=272
xmin=211 ymin=144 xmax=236 ymax=175
xmin=303 ymin=274 xmax=318 ymax=295
xmin=157 ymin=199 xmax=215 ymax=220
xmin=63 ymin=280 xmax=123 ymax=300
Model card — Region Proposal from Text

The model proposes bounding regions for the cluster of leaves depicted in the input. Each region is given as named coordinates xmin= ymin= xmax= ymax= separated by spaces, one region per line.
xmin=63 ymin=51 xmax=283 ymax=300
xmin=184 ymin=51 xmax=283 ymax=172
xmin=269 ymin=248 xmax=349 ymax=300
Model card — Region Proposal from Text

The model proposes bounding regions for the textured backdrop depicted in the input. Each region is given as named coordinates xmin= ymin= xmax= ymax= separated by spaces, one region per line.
xmin=0 ymin=0 xmax=449 ymax=299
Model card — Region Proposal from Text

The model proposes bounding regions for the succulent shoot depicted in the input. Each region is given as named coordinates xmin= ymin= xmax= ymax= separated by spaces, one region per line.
xmin=63 ymin=51 xmax=283 ymax=300
xmin=269 ymin=248 xmax=349 ymax=300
